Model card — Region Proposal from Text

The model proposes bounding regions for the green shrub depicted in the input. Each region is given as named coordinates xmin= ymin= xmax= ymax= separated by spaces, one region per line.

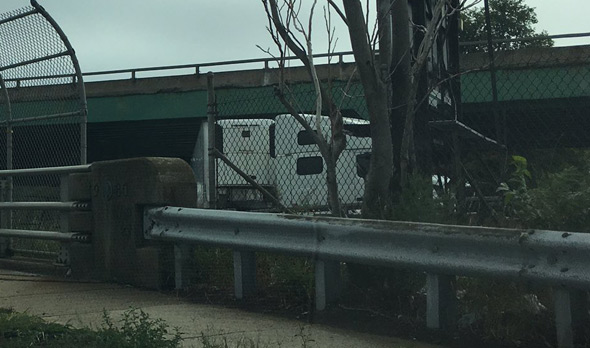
xmin=391 ymin=174 xmax=446 ymax=223
xmin=498 ymin=154 xmax=590 ymax=232
xmin=256 ymin=253 xmax=314 ymax=308
xmin=526 ymin=166 xmax=590 ymax=232
xmin=99 ymin=308 xmax=182 ymax=348
xmin=0 ymin=307 xmax=182 ymax=348
xmin=194 ymin=246 xmax=234 ymax=288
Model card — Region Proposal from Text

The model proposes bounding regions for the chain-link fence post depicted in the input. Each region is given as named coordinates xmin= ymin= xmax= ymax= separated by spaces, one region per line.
xmin=207 ymin=72 xmax=217 ymax=209
xmin=0 ymin=74 xmax=12 ymax=257
xmin=0 ymin=180 xmax=9 ymax=257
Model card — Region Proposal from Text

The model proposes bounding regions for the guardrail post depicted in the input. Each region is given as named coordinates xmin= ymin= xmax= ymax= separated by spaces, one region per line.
xmin=315 ymin=260 xmax=341 ymax=311
xmin=174 ymin=244 xmax=195 ymax=289
xmin=233 ymin=250 xmax=256 ymax=299
xmin=554 ymin=288 xmax=588 ymax=348
xmin=91 ymin=157 xmax=197 ymax=289
xmin=426 ymin=274 xmax=457 ymax=330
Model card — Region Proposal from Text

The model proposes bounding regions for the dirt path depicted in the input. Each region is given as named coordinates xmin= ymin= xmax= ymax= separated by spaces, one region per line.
xmin=0 ymin=271 xmax=445 ymax=348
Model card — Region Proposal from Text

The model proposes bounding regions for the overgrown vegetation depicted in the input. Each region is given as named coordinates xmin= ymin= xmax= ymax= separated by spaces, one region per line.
xmin=256 ymin=253 xmax=315 ymax=309
xmin=0 ymin=307 xmax=181 ymax=348
xmin=0 ymin=308 xmax=329 ymax=348
xmin=498 ymin=152 xmax=590 ymax=232
xmin=456 ymin=279 xmax=555 ymax=346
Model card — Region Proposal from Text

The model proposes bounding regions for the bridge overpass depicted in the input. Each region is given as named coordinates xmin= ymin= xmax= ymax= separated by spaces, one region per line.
xmin=80 ymin=44 xmax=589 ymax=162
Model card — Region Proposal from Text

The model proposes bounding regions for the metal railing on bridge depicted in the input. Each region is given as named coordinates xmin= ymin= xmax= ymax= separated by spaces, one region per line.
xmin=5 ymin=31 xmax=583 ymax=83
xmin=0 ymin=165 xmax=92 ymax=263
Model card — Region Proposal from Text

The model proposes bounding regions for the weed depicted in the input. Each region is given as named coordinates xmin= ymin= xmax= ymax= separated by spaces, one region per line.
xmin=294 ymin=325 xmax=314 ymax=348
xmin=99 ymin=308 xmax=182 ymax=348
xmin=198 ymin=329 xmax=269 ymax=348
xmin=256 ymin=253 xmax=314 ymax=309
xmin=194 ymin=246 xmax=234 ymax=288
xmin=0 ymin=307 xmax=182 ymax=348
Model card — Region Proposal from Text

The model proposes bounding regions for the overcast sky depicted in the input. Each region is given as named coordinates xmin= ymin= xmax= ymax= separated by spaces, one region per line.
xmin=0 ymin=0 xmax=588 ymax=74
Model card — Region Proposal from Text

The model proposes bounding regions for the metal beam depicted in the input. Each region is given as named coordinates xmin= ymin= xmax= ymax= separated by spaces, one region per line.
xmin=144 ymin=206 xmax=590 ymax=289
xmin=0 ymin=164 xmax=90 ymax=177
xmin=0 ymin=228 xmax=89 ymax=243
xmin=0 ymin=201 xmax=90 ymax=211
xmin=0 ymin=110 xmax=85 ymax=126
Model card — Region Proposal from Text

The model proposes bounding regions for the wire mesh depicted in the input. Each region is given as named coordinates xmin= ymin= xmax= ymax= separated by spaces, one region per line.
xmin=215 ymin=81 xmax=372 ymax=214
xmin=458 ymin=36 xmax=590 ymax=223
xmin=460 ymin=41 xmax=590 ymax=150
xmin=0 ymin=3 xmax=86 ymax=257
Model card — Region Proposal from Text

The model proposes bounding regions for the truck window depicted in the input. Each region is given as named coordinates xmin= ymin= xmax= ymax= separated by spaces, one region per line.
xmin=356 ymin=152 xmax=371 ymax=178
xmin=297 ymin=130 xmax=317 ymax=145
xmin=296 ymin=156 xmax=323 ymax=175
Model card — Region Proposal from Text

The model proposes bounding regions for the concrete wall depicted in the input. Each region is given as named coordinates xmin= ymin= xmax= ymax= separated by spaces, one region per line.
xmin=90 ymin=157 xmax=197 ymax=289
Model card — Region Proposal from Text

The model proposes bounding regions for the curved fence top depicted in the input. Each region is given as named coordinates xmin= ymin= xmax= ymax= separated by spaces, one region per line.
xmin=0 ymin=0 xmax=87 ymax=168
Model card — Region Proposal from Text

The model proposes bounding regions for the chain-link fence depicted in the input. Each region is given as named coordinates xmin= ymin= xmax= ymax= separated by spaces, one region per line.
xmin=461 ymin=37 xmax=590 ymax=150
xmin=457 ymin=35 xmax=590 ymax=227
xmin=0 ymin=2 xmax=86 ymax=258
xmin=210 ymin=35 xmax=590 ymax=230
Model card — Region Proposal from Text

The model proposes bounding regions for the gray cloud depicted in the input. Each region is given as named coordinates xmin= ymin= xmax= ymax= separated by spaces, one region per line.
xmin=0 ymin=0 xmax=588 ymax=73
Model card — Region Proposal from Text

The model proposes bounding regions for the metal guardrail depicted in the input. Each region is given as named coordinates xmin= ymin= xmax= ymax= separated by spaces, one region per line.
xmin=0 ymin=229 xmax=89 ymax=243
xmin=82 ymin=51 xmax=352 ymax=79
xmin=144 ymin=206 xmax=590 ymax=348
xmin=144 ymin=206 xmax=590 ymax=289
xmin=0 ymin=164 xmax=92 ymax=256
xmin=0 ymin=202 xmax=90 ymax=211
xmin=6 ymin=51 xmax=355 ymax=84
xmin=0 ymin=164 xmax=91 ymax=177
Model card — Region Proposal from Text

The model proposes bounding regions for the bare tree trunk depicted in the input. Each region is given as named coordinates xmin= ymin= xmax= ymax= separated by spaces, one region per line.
xmin=325 ymin=156 xmax=341 ymax=215
xmin=390 ymin=0 xmax=412 ymax=197
xmin=343 ymin=0 xmax=394 ymax=218
xmin=399 ymin=0 xmax=447 ymax=187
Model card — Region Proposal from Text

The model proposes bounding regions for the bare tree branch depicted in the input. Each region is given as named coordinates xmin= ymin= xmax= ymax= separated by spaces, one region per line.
xmin=263 ymin=0 xmax=348 ymax=216
xmin=327 ymin=0 xmax=348 ymax=25
xmin=377 ymin=0 xmax=393 ymax=70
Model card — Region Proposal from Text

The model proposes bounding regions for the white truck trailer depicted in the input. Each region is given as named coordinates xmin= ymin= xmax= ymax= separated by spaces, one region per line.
xmin=215 ymin=115 xmax=370 ymax=210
